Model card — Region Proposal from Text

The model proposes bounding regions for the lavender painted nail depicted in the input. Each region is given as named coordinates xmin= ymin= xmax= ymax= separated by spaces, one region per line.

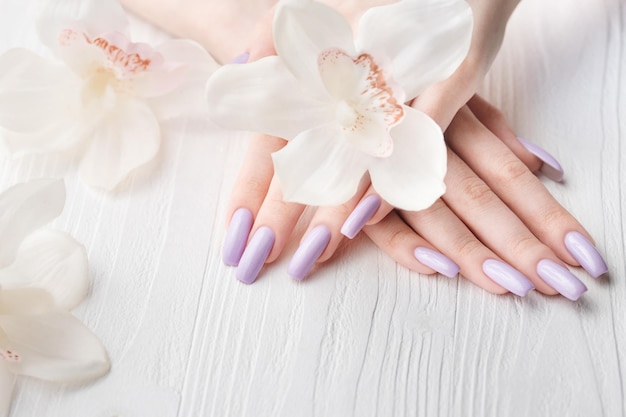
xmin=537 ymin=259 xmax=587 ymax=301
xmin=483 ymin=259 xmax=535 ymax=297
xmin=341 ymin=195 xmax=382 ymax=239
xmin=222 ymin=208 xmax=254 ymax=266
xmin=236 ymin=226 xmax=275 ymax=284
xmin=230 ymin=52 xmax=250 ymax=64
xmin=288 ymin=225 xmax=332 ymax=281
xmin=564 ymin=231 xmax=608 ymax=278
xmin=517 ymin=137 xmax=564 ymax=182
xmin=414 ymin=247 xmax=460 ymax=278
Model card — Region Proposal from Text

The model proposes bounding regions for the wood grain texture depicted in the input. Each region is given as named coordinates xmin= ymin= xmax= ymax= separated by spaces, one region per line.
xmin=1 ymin=0 xmax=625 ymax=416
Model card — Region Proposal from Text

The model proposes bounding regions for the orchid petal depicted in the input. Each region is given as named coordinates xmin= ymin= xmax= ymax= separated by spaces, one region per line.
xmin=0 ymin=289 xmax=56 ymax=316
xmin=147 ymin=39 xmax=218 ymax=119
xmin=0 ymin=361 xmax=15 ymax=417
xmin=79 ymin=98 xmax=160 ymax=190
xmin=342 ymin=115 xmax=394 ymax=158
xmin=0 ymin=179 xmax=66 ymax=268
xmin=206 ymin=56 xmax=334 ymax=140
xmin=357 ymin=0 xmax=473 ymax=99
xmin=274 ymin=0 xmax=356 ymax=98
xmin=272 ymin=124 xmax=368 ymax=206
xmin=369 ymin=106 xmax=446 ymax=211
xmin=36 ymin=0 xmax=129 ymax=55
xmin=0 ymin=48 xmax=80 ymax=133
xmin=1 ymin=120 xmax=85 ymax=157
xmin=0 ymin=310 xmax=110 ymax=382
xmin=0 ymin=230 xmax=89 ymax=310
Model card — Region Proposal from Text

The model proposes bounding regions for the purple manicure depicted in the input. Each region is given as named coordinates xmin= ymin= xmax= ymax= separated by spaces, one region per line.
xmin=341 ymin=195 xmax=381 ymax=239
xmin=222 ymin=208 xmax=254 ymax=266
xmin=288 ymin=225 xmax=332 ymax=281
xmin=414 ymin=247 xmax=459 ymax=278
xmin=230 ymin=52 xmax=250 ymax=64
xmin=564 ymin=231 xmax=608 ymax=278
xmin=537 ymin=259 xmax=587 ymax=301
xmin=482 ymin=259 xmax=535 ymax=297
xmin=235 ymin=226 xmax=275 ymax=284
xmin=517 ymin=137 xmax=564 ymax=182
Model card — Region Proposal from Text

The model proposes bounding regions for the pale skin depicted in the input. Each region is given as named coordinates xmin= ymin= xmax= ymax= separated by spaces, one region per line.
xmin=122 ymin=0 xmax=600 ymax=295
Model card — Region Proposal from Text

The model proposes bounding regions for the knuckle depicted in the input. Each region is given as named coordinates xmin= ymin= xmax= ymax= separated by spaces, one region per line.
xmin=540 ymin=204 xmax=570 ymax=227
xmin=459 ymin=176 xmax=496 ymax=207
xmin=494 ymin=156 xmax=532 ymax=184
xmin=240 ymin=176 xmax=268 ymax=197
xmin=453 ymin=235 xmax=484 ymax=259
xmin=509 ymin=235 xmax=540 ymax=258
xmin=384 ymin=228 xmax=410 ymax=251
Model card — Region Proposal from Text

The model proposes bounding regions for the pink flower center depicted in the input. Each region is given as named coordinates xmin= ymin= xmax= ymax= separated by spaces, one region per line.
xmin=58 ymin=29 xmax=161 ymax=78
xmin=318 ymin=48 xmax=404 ymax=157
xmin=0 ymin=348 xmax=21 ymax=363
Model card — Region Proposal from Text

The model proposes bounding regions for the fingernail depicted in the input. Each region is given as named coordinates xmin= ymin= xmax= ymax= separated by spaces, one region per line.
xmin=537 ymin=259 xmax=587 ymax=301
xmin=341 ymin=195 xmax=381 ymax=239
xmin=517 ymin=137 xmax=564 ymax=182
xmin=482 ymin=259 xmax=535 ymax=297
xmin=288 ymin=225 xmax=332 ymax=281
xmin=413 ymin=247 xmax=459 ymax=278
xmin=230 ymin=52 xmax=250 ymax=64
xmin=235 ymin=226 xmax=275 ymax=284
xmin=564 ymin=231 xmax=608 ymax=278
xmin=222 ymin=208 xmax=254 ymax=266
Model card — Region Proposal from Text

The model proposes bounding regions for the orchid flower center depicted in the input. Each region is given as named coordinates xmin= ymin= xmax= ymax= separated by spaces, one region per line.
xmin=318 ymin=48 xmax=404 ymax=157
xmin=0 ymin=348 xmax=21 ymax=363
xmin=58 ymin=29 xmax=160 ymax=101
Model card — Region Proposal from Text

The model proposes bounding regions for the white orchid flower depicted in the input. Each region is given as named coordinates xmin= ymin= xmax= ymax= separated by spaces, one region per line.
xmin=205 ymin=0 xmax=472 ymax=210
xmin=0 ymin=179 xmax=109 ymax=417
xmin=0 ymin=0 xmax=217 ymax=190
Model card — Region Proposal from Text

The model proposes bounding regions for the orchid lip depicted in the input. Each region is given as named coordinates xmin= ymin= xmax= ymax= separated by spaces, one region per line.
xmin=318 ymin=48 xmax=404 ymax=158
xmin=0 ymin=349 xmax=21 ymax=363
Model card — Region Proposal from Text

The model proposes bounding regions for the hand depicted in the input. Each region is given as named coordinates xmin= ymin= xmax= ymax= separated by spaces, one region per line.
xmin=364 ymin=96 xmax=608 ymax=300
xmin=219 ymin=0 xmax=523 ymax=282
xmin=121 ymin=0 xmax=608 ymax=297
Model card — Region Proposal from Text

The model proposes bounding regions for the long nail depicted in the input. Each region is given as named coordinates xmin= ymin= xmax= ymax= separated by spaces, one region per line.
xmin=230 ymin=52 xmax=250 ymax=64
xmin=414 ymin=247 xmax=459 ymax=278
xmin=482 ymin=259 xmax=535 ymax=297
xmin=564 ymin=231 xmax=608 ymax=278
xmin=235 ymin=226 xmax=275 ymax=284
xmin=341 ymin=195 xmax=381 ymax=239
xmin=517 ymin=137 xmax=564 ymax=182
xmin=537 ymin=259 xmax=587 ymax=301
xmin=288 ymin=225 xmax=332 ymax=281
xmin=222 ymin=208 xmax=254 ymax=266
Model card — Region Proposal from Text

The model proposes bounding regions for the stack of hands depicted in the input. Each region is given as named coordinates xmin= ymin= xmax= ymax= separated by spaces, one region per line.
xmin=123 ymin=0 xmax=608 ymax=300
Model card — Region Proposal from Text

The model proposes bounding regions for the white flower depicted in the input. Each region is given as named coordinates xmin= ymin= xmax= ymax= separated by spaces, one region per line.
xmin=205 ymin=0 xmax=472 ymax=210
xmin=0 ymin=179 xmax=109 ymax=417
xmin=0 ymin=0 xmax=217 ymax=190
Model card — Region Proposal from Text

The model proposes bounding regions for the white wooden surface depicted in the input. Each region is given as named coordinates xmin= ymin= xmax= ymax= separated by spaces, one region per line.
xmin=1 ymin=0 xmax=625 ymax=416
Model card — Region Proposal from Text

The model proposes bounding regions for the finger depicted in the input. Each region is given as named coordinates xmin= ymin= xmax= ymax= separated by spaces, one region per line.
xmin=235 ymin=174 xmax=305 ymax=284
xmin=222 ymin=133 xmax=284 ymax=267
xmin=286 ymin=177 xmax=370 ymax=280
xmin=447 ymin=107 xmax=607 ymax=278
xmin=467 ymin=95 xmax=542 ymax=172
xmin=442 ymin=150 xmax=581 ymax=297
xmin=363 ymin=211 xmax=460 ymax=278
xmin=400 ymin=199 xmax=521 ymax=296
xmin=251 ymin=175 xmax=306 ymax=264
xmin=467 ymin=95 xmax=564 ymax=182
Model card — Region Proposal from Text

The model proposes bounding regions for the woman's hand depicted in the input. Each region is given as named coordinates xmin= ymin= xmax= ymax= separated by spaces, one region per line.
xmin=364 ymin=96 xmax=607 ymax=300
xmin=120 ymin=0 xmax=608 ymax=298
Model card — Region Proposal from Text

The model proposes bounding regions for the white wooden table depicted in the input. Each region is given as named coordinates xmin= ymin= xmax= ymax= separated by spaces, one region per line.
xmin=1 ymin=0 xmax=625 ymax=416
